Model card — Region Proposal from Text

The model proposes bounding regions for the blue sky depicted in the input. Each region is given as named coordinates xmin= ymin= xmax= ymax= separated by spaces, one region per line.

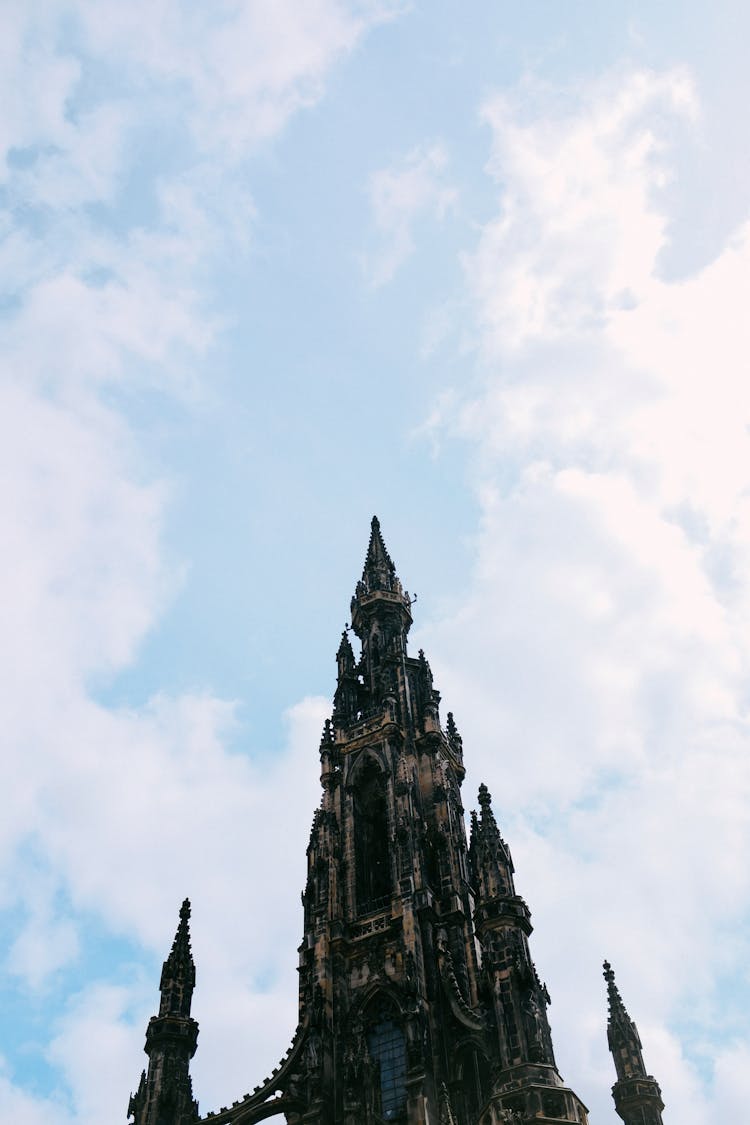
xmin=2 ymin=2 xmax=750 ymax=1122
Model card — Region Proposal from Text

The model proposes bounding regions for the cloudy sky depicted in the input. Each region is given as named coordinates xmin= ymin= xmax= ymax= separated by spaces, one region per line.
xmin=2 ymin=2 xmax=749 ymax=1122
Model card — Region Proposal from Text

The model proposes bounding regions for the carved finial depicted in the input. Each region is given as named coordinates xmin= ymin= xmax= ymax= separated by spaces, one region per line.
xmin=468 ymin=809 xmax=479 ymax=884
xmin=473 ymin=785 xmax=515 ymax=900
xmin=603 ymin=959 xmax=633 ymax=1026
xmin=308 ymin=806 xmax=325 ymax=850
xmin=170 ymin=898 xmax=193 ymax=964
xmin=446 ymin=713 xmax=463 ymax=765
xmin=336 ymin=630 xmax=354 ymax=662
xmin=417 ymin=648 xmax=433 ymax=686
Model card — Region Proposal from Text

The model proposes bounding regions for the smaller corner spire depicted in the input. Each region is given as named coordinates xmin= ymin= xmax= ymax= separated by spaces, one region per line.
xmin=477 ymin=784 xmax=501 ymax=842
xmin=604 ymin=959 xmax=626 ymax=1018
xmin=446 ymin=711 xmax=464 ymax=773
xmin=603 ymin=960 xmax=664 ymax=1124
xmin=336 ymin=629 xmax=355 ymax=667
xmin=446 ymin=711 xmax=461 ymax=744
xmin=159 ymin=898 xmax=196 ymax=1019
xmin=603 ymin=959 xmax=634 ymax=1032
xmin=472 ymin=783 xmax=516 ymax=902
xmin=477 ymin=784 xmax=501 ymax=844
xmin=131 ymin=901 xmax=199 ymax=1125
xmin=174 ymin=897 xmax=192 ymax=958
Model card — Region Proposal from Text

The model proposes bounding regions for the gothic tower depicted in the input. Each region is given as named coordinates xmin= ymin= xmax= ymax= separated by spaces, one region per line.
xmin=603 ymin=961 xmax=665 ymax=1125
xmin=129 ymin=518 xmax=663 ymax=1125
xmin=129 ymin=899 xmax=200 ymax=1125
xmin=184 ymin=518 xmax=589 ymax=1124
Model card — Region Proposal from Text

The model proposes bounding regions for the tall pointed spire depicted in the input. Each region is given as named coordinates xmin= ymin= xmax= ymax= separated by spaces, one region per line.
xmin=348 ymin=517 xmax=413 ymax=725
xmin=159 ymin=897 xmax=196 ymax=1018
xmin=361 ymin=514 xmax=397 ymax=593
xmin=128 ymin=901 xmax=199 ymax=1125
xmin=603 ymin=961 xmax=664 ymax=1124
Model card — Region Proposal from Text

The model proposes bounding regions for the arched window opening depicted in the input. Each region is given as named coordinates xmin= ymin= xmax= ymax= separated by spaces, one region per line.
xmin=365 ymin=997 xmax=407 ymax=1121
xmin=455 ymin=1045 xmax=489 ymax=1125
xmin=423 ymin=823 xmax=442 ymax=892
xmin=354 ymin=760 xmax=391 ymax=912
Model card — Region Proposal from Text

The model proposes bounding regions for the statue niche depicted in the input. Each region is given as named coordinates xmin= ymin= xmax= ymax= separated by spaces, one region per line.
xmin=354 ymin=758 xmax=392 ymax=913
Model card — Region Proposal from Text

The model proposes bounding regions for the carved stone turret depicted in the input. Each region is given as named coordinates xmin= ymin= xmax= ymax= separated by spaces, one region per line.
xmin=470 ymin=786 xmax=587 ymax=1124
xmin=128 ymin=900 xmax=199 ymax=1125
xmin=604 ymin=961 xmax=665 ymax=1125
xmin=295 ymin=518 xmax=589 ymax=1124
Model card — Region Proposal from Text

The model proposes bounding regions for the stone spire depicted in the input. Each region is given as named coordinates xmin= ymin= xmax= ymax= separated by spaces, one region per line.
xmin=128 ymin=900 xmax=199 ymax=1125
xmin=160 ymin=898 xmax=196 ymax=1018
xmin=445 ymin=711 xmax=464 ymax=767
xmin=604 ymin=961 xmax=665 ymax=1124
xmin=470 ymin=784 xmax=590 ymax=1121
xmin=336 ymin=629 xmax=355 ymax=674
xmin=472 ymin=783 xmax=515 ymax=901
xmin=361 ymin=514 xmax=397 ymax=592
xmin=348 ymin=517 xmax=413 ymax=724
xmin=333 ymin=629 xmax=359 ymax=728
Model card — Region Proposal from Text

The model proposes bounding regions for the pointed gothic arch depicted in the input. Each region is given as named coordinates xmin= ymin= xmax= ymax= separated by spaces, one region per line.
xmin=453 ymin=1040 xmax=490 ymax=1125
xmin=363 ymin=993 xmax=408 ymax=1123
xmin=352 ymin=755 xmax=392 ymax=913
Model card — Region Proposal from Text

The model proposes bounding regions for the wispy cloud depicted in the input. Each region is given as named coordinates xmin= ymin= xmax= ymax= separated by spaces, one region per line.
xmin=363 ymin=142 xmax=457 ymax=286
xmin=0 ymin=3 xmax=399 ymax=1120
xmin=423 ymin=66 xmax=750 ymax=1123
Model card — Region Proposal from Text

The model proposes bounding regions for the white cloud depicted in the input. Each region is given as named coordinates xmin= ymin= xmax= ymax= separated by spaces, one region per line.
xmin=0 ymin=1058 xmax=74 ymax=1125
xmin=0 ymin=3 xmax=401 ymax=1121
xmin=364 ymin=142 xmax=458 ymax=286
xmin=76 ymin=0 xmax=403 ymax=158
xmin=10 ymin=692 xmax=325 ymax=1124
xmin=422 ymin=66 xmax=750 ymax=1121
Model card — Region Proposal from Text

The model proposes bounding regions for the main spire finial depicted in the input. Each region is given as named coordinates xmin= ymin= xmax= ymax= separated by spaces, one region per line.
xmin=361 ymin=514 xmax=397 ymax=591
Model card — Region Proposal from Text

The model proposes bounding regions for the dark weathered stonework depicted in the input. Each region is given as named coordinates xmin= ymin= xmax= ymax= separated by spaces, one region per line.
xmin=128 ymin=518 xmax=665 ymax=1124
xmin=603 ymin=962 xmax=665 ymax=1125
xmin=129 ymin=899 xmax=200 ymax=1125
